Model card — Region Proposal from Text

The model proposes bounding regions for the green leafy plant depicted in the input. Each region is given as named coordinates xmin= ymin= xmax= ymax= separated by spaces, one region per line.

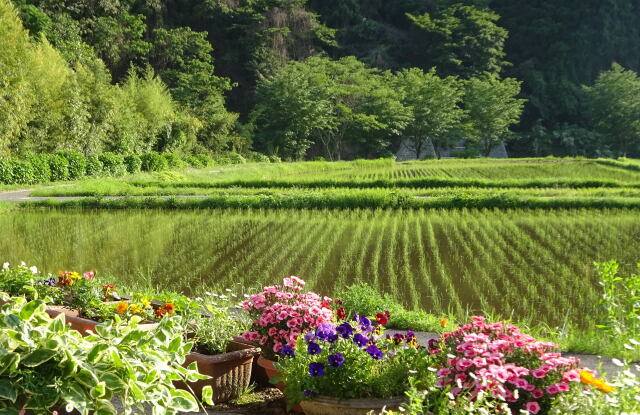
xmin=141 ymin=152 xmax=169 ymax=172
xmin=0 ymin=295 xmax=213 ymax=414
xmin=123 ymin=154 xmax=142 ymax=174
xmin=595 ymin=260 xmax=640 ymax=345
xmin=192 ymin=302 xmax=251 ymax=355
xmin=276 ymin=319 xmax=434 ymax=407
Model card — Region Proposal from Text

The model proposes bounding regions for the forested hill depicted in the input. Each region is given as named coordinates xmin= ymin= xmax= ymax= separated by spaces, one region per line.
xmin=3 ymin=0 xmax=640 ymax=159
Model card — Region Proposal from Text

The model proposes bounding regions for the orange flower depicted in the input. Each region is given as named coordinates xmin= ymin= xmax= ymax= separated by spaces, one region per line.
xmin=115 ymin=302 xmax=129 ymax=315
xmin=155 ymin=308 xmax=167 ymax=318
xmin=163 ymin=302 xmax=175 ymax=315
xmin=579 ymin=370 xmax=595 ymax=385
xmin=440 ymin=318 xmax=448 ymax=328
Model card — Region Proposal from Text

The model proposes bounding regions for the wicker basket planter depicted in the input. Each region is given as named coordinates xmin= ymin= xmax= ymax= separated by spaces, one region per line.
xmin=299 ymin=396 xmax=406 ymax=415
xmin=178 ymin=341 xmax=261 ymax=403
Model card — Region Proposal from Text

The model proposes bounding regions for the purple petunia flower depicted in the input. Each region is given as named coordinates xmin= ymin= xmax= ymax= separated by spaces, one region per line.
xmin=304 ymin=331 xmax=316 ymax=343
xmin=304 ymin=389 xmax=314 ymax=397
xmin=307 ymin=342 xmax=322 ymax=355
xmin=309 ymin=362 xmax=325 ymax=377
xmin=315 ymin=323 xmax=337 ymax=342
xmin=353 ymin=333 xmax=369 ymax=348
xmin=280 ymin=345 xmax=295 ymax=357
xmin=328 ymin=353 xmax=345 ymax=368
xmin=336 ymin=322 xmax=355 ymax=339
xmin=366 ymin=344 xmax=383 ymax=360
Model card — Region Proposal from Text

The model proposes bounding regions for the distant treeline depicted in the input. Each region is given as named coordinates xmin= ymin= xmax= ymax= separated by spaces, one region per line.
xmin=1 ymin=0 xmax=640 ymax=160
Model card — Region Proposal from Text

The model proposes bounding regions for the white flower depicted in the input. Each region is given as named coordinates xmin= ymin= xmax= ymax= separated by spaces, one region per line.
xmin=2 ymin=262 xmax=9 ymax=270
xmin=65 ymin=403 xmax=75 ymax=413
xmin=20 ymin=261 xmax=26 ymax=266
xmin=29 ymin=266 xmax=38 ymax=274
xmin=225 ymin=288 xmax=232 ymax=292
xmin=629 ymin=338 xmax=640 ymax=346
xmin=612 ymin=358 xmax=625 ymax=367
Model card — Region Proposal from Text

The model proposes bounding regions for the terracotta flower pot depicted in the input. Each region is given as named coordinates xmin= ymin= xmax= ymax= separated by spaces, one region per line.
xmin=256 ymin=355 xmax=303 ymax=413
xmin=300 ymin=396 xmax=406 ymax=415
xmin=45 ymin=307 xmax=159 ymax=336
xmin=178 ymin=340 xmax=261 ymax=403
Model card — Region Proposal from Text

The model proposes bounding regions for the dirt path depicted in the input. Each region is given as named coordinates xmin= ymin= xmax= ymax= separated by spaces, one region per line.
xmin=0 ymin=186 xmax=210 ymax=203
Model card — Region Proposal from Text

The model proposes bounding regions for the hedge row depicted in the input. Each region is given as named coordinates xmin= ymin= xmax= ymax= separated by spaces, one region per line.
xmin=0 ymin=152 xmax=214 ymax=185
xmin=22 ymin=193 xmax=640 ymax=210
xmin=132 ymin=177 xmax=640 ymax=190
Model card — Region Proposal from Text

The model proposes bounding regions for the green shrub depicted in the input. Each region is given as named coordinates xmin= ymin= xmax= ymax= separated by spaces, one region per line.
xmin=183 ymin=154 xmax=205 ymax=168
xmin=47 ymin=154 xmax=70 ymax=181
xmin=10 ymin=159 xmax=36 ymax=184
xmin=123 ymin=154 xmax=142 ymax=174
xmin=246 ymin=151 xmax=271 ymax=163
xmin=215 ymin=157 xmax=232 ymax=165
xmin=141 ymin=152 xmax=169 ymax=172
xmin=98 ymin=152 xmax=126 ymax=176
xmin=85 ymin=155 xmax=104 ymax=177
xmin=339 ymin=282 xmax=447 ymax=332
xmin=195 ymin=154 xmax=212 ymax=167
xmin=163 ymin=152 xmax=184 ymax=168
xmin=268 ymin=154 xmax=282 ymax=163
xmin=57 ymin=151 xmax=87 ymax=179
xmin=226 ymin=152 xmax=246 ymax=164
xmin=0 ymin=159 xmax=14 ymax=184
xmin=27 ymin=154 xmax=52 ymax=182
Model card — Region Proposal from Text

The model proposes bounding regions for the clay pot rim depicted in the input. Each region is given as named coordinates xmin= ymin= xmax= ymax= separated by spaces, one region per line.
xmin=190 ymin=341 xmax=260 ymax=364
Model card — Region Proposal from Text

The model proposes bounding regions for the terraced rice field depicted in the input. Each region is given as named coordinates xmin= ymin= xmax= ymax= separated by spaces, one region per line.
xmin=1 ymin=207 xmax=638 ymax=328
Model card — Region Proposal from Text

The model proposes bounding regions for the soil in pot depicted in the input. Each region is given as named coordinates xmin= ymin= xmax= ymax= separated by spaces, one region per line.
xmin=178 ymin=340 xmax=261 ymax=404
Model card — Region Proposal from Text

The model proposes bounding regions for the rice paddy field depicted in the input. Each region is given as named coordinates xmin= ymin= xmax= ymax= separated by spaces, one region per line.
xmin=2 ymin=157 xmax=640 ymax=330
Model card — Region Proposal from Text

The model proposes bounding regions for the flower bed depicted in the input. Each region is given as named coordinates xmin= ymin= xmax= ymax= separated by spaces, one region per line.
xmin=2 ymin=263 xmax=637 ymax=415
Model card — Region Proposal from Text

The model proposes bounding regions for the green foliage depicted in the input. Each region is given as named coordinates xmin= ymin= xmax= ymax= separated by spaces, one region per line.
xmin=0 ymin=296 xmax=210 ymax=414
xmin=141 ymin=152 xmax=169 ymax=172
xmin=583 ymin=63 xmax=640 ymax=157
xmin=339 ymin=283 xmax=450 ymax=332
xmin=47 ymin=154 xmax=70 ymax=181
xmin=594 ymin=260 xmax=640 ymax=347
xmin=408 ymin=4 xmax=508 ymax=77
xmin=253 ymin=56 xmax=411 ymax=160
xmin=26 ymin=154 xmax=51 ymax=183
xmin=464 ymin=75 xmax=526 ymax=156
xmin=57 ymin=151 xmax=87 ymax=180
xmin=163 ymin=153 xmax=184 ymax=169
xmin=276 ymin=323 xmax=435 ymax=404
xmin=183 ymin=155 xmax=205 ymax=168
xmin=97 ymin=152 xmax=125 ymax=177
xmin=194 ymin=154 xmax=212 ymax=167
xmin=84 ymin=155 xmax=104 ymax=177
xmin=393 ymin=68 xmax=465 ymax=158
xmin=192 ymin=304 xmax=251 ymax=355
xmin=123 ymin=154 xmax=142 ymax=174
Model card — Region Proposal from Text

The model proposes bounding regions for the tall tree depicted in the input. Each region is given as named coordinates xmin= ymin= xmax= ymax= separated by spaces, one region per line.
xmin=393 ymin=68 xmax=465 ymax=158
xmin=583 ymin=63 xmax=640 ymax=157
xmin=407 ymin=4 xmax=508 ymax=78
xmin=464 ymin=75 xmax=525 ymax=156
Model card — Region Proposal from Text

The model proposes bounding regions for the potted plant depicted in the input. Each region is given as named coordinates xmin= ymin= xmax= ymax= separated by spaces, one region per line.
xmin=0 ymin=294 xmax=213 ymax=414
xmin=276 ymin=314 xmax=434 ymax=415
xmin=179 ymin=301 xmax=260 ymax=403
xmin=240 ymin=276 xmax=334 ymax=386
xmin=428 ymin=316 xmax=588 ymax=415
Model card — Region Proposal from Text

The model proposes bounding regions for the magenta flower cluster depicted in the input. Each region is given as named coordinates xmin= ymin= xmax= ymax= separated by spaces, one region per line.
xmin=431 ymin=316 xmax=583 ymax=414
xmin=241 ymin=276 xmax=333 ymax=358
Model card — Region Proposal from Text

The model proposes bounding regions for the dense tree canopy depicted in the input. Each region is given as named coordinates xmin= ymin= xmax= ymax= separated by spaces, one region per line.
xmin=2 ymin=0 xmax=640 ymax=158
